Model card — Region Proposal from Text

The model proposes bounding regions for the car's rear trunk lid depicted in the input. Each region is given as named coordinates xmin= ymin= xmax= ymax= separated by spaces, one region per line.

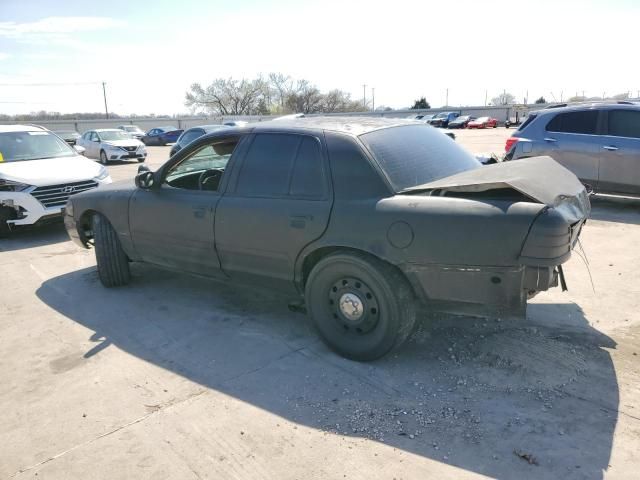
xmin=414 ymin=156 xmax=586 ymax=209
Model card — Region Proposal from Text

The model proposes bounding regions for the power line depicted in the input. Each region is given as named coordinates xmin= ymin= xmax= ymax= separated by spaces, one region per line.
xmin=0 ymin=81 xmax=101 ymax=87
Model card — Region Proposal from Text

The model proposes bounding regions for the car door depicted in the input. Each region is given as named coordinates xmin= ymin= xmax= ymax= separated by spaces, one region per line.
xmin=540 ymin=109 xmax=601 ymax=188
xmin=87 ymin=131 xmax=101 ymax=158
xmin=145 ymin=129 xmax=158 ymax=145
xmin=215 ymin=132 xmax=332 ymax=290
xmin=597 ymin=109 xmax=640 ymax=195
xmin=129 ymin=139 xmax=239 ymax=276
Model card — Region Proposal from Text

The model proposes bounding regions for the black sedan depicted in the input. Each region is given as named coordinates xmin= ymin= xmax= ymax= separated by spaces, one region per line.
xmin=64 ymin=118 xmax=589 ymax=361
xmin=169 ymin=124 xmax=231 ymax=156
xmin=141 ymin=126 xmax=184 ymax=146
xmin=447 ymin=115 xmax=475 ymax=129
xmin=54 ymin=130 xmax=81 ymax=145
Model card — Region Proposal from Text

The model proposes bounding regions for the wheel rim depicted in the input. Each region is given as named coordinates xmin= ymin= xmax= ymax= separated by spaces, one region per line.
xmin=327 ymin=277 xmax=379 ymax=335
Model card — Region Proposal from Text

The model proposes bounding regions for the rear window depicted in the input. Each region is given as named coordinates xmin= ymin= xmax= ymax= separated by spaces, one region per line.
xmin=546 ymin=110 xmax=598 ymax=134
xmin=359 ymin=125 xmax=480 ymax=192
xmin=517 ymin=113 xmax=537 ymax=131
xmin=608 ymin=110 xmax=640 ymax=139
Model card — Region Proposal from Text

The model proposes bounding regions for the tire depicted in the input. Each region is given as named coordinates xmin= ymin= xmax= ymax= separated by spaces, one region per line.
xmin=305 ymin=252 xmax=416 ymax=361
xmin=99 ymin=150 xmax=108 ymax=165
xmin=93 ymin=214 xmax=131 ymax=287
xmin=137 ymin=157 xmax=145 ymax=163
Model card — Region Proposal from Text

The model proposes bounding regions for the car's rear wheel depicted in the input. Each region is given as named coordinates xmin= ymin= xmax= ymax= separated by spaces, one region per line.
xmin=99 ymin=150 xmax=108 ymax=165
xmin=93 ymin=214 xmax=131 ymax=287
xmin=305 ymin=252 xmax=416 ymax=361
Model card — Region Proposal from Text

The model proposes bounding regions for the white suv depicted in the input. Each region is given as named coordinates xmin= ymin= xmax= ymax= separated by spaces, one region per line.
xmin=0 ymin=125 xmax=111 ymax=236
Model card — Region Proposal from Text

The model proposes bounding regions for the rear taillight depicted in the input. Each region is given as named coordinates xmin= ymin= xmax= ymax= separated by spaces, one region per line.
xmin=505 ymin=137 xmax=520 ymax=152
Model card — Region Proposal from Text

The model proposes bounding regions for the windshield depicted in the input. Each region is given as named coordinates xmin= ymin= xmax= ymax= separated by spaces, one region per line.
xmin=454 ymin=116 xmax=470 ymax=122
xmin=123 ymin=126 xmax=142 ymax=132
xmin=0 ymin=131 xmax=76 ymax=162
xmin=359 ymin=124 xmax=480 ymax=192
xmin=435 ymin=113 xmax=448 ymax=118
xmin=99 ymin=130 xmax=131 ymax=141
xmin=55 ymin=131 xmax=80 ymax=137
xmin=475 ymin=117 xmax=489 ymax=122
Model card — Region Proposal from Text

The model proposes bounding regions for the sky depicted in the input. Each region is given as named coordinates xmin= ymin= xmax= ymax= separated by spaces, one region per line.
xmin=0 ymin=0 xmax=639 ymax=115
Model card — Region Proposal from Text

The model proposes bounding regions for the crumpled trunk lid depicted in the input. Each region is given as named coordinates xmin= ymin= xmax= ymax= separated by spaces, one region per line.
xmin=418 ymin=156 xmax=588 ymax=209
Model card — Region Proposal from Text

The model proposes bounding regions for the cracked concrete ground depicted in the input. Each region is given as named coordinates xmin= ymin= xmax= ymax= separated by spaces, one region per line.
xmin=1 ymin=128 xmax=639 ymax=479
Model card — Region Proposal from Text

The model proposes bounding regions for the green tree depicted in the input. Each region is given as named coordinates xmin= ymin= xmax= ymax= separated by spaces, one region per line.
xmin=411 ymin=97 xmax=430 ymax=109
xmin=534 ymin=96 xmax=546 ymax=104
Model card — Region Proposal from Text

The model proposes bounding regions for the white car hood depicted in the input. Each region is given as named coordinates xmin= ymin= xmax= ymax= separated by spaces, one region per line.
xmin=103 ymin=139 xmax=144 ymax=148
xmin=0 ymin=155 xmax=104 ymax=187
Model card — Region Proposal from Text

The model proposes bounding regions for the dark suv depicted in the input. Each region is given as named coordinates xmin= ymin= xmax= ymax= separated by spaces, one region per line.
xmin=505 ymin=102 xmax=640 ymax=196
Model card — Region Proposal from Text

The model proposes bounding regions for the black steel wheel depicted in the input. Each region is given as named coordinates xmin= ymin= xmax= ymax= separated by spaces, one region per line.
xmin=93 ymin=214 xmax=131 ymax=287
xmin=306 ymin=252 xmax=416 ymax=361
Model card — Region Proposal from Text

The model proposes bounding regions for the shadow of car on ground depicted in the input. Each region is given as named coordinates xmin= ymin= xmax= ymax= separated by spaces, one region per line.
xmin=36 ymin=262 xmax=618 ymax=480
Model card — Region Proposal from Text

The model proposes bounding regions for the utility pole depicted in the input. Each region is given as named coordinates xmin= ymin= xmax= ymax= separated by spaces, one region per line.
xmin=102 ymin=82 xmax=109 ymax=119
xmin=484 ymin=90 xmax=487 ymax=106
xmin=445 ymin=88 xmax=449 ymax=107
xmin=371 ymin=87 xmax=375 ymax=111
xmin=362 ymin=84 xmax=367 ymax=108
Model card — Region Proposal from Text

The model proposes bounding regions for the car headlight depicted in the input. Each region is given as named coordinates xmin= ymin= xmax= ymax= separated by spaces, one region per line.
xmin=94 ymin=167 xmax=110 ymax=181
xmin=138 ymin=144 xmax=146 ymax=152
xmin=0 ymin=178 xmax=31 ymax=192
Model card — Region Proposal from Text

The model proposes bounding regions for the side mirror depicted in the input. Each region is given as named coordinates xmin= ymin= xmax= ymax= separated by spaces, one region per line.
xmin=74 ymin=145 xmax=86 ymax=155
xmin=135 ymin=171 xmax=156 ymax=190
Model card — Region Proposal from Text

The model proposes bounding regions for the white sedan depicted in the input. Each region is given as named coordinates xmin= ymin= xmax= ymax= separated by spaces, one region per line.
xmin=77 ymin=129 xmax=147 ymax=164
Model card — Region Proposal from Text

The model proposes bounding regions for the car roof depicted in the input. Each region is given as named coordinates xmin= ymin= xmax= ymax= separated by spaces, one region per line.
xmin=187 ymin=124 xmax=231 ymax=133
xmin=250 ymin=116 xmax=426 ymax=136
xmin=531 ymin=102 xmax=640 ymax=116
xmin=0 ymin=124 xmax=49 ymax=133
xmin=94 ymin=128 xmax=124 ymax=132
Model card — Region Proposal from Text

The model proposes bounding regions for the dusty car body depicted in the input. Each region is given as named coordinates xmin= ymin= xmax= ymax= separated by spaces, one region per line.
xmin=64 ymin=117 xmax=590 ymax=361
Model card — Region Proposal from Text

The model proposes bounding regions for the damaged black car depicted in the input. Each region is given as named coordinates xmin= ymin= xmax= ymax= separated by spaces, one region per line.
xmin=64 ymin=118 xmax=590 ymax=361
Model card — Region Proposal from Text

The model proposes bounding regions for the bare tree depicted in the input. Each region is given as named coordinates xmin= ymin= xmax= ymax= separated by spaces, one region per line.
xmin=491 ymin=92 xmax=516 ymax=106
xmin=185 ymin=78 xmax=267 ymax=115
xmin=268 ymin=72 xmax=293 ymax=112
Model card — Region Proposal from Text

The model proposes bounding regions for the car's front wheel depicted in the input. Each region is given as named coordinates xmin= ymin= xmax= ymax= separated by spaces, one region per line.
xmin=93 ymin=214 xmax=131 ymax=287
xmin=305 ymin=252 xmax=416 ymax=361
xmin=99 ymin=150 xmax=108 ymax=165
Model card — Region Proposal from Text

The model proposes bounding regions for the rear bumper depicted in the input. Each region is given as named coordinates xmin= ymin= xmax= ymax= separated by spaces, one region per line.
xmin=402 ymin=263 xmax=559 ymax=318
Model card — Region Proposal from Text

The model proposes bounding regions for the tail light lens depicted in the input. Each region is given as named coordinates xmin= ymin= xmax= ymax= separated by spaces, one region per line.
xmin=505 ymin=137 xmax=520 ymax=152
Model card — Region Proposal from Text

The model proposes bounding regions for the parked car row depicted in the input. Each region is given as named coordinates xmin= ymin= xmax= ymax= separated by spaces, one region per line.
xmin=412 ymin=113 xmax=499 ymax=129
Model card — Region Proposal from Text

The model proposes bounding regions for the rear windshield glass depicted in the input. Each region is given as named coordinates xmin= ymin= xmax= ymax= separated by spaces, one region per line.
xmin=359 ymin=125 xmax=480 ymax=191
xmin=0 ymin=131 xmax=76 ymax=162
xmin=517 ymin=113 xmax=537 ymax=131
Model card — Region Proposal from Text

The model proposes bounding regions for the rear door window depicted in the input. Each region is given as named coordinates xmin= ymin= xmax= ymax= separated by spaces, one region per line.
xmin=289 ymin=137 xmax=325 ymax=199
xmin=546 ymin=110 xmax=598 ymax=134
xmin=608 ymin=110 xmax=640 ymax=139
xmin=236 ymin=133 xmax=300 ymax=197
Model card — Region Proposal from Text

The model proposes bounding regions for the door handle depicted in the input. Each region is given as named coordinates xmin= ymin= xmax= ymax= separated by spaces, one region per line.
xmin=603 ymin=145 xmax=618 ymax=151
xmin=543 ymin=137 xmax=557 ymax=143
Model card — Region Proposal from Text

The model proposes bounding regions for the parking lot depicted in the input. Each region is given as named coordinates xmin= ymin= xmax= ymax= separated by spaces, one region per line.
xmin=1 ymin=126 xmax=639 ymax=479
